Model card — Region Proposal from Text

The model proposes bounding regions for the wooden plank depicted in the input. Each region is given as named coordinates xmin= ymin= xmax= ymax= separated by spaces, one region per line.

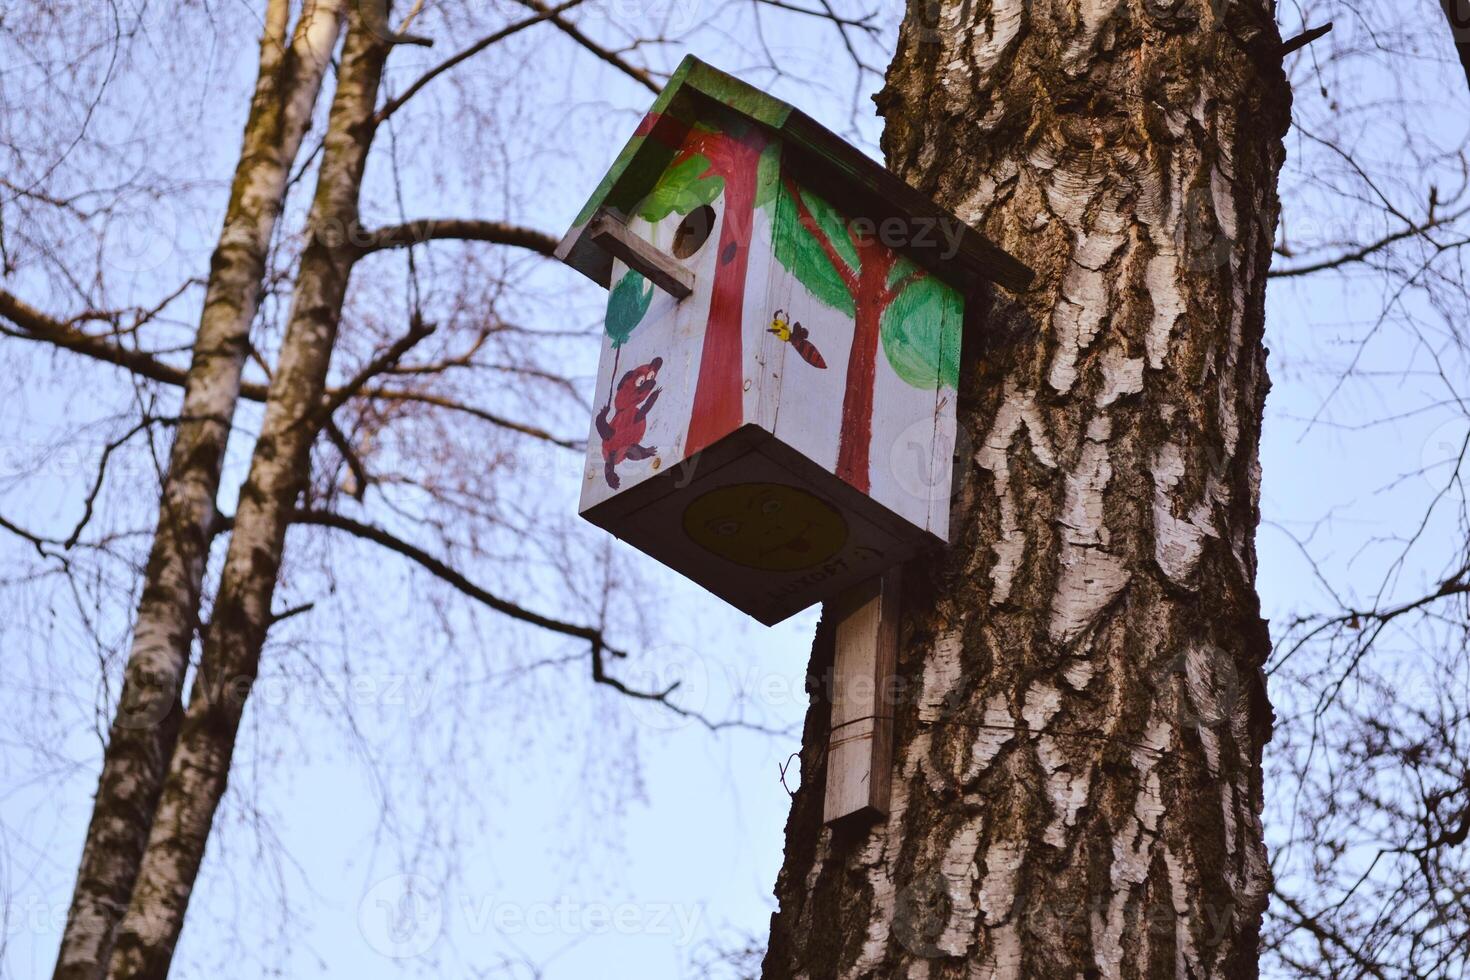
xmin=823 ymin=570 xmax=900 ymax=823
xmin=588 ymin=211 xmax=694 ymax=299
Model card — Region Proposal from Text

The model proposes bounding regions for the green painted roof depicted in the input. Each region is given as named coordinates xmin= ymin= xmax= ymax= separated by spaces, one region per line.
xmin=555 ymin=55 xmax=1032 ymax=294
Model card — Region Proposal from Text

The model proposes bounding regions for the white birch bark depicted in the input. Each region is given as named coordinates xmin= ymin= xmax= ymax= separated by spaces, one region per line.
xmin=764 ymin=1 xmax=1290 ymax=976
xmin=104 ymin=8 xmax=391 ymax=976
xmin=54 ymin=4 xmax=344 ymax=978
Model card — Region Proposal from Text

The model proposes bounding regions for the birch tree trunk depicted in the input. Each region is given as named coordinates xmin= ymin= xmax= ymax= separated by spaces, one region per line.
xmin=54 ymin=4 xmax=342 ymax=978
xmin=764 ymin=1 xmax=1290 ymax=977
xmin=104 ymin=9 xmax=391 ymax=977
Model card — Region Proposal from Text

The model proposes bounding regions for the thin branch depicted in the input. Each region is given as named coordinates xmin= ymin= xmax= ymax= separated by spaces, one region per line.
xmin=0 ymin=511 xmax=64 ymax=559
xmin=3 ymin=287 xmax=575 ymax=450
xmin=375 ymin=0 xmax=589 ymax=122
xmin=1271 ymin=205 xmax=1470 ymax=278
xmin=753 ymin=0 xmax=879 ymax=34
xmin=284 ymin=509 xmax=784 ymax=730
xmin=288 ymin=506 xmax=624 ymax=653
xmin=510 ymin=0 xmax=659 ymax=93
xmin=0 ymin=287 xmax=192 ymax=389
xmin=1277 ymin=22 xmax=1333 ymax=58
xmin=323 ymin=421 xmax=370 ymax=501
xmin=1272 ymin=888 xmax=1391 ymax=980
xmin=269 ymin=601 xmax=317 ymax=625
xmin=65 ymin=415 xmax=179 ymax=548
xmin=316 ymin=314 xmax=436 ymax=423
xmin=363 ymin=389 xmax=584 ymax=450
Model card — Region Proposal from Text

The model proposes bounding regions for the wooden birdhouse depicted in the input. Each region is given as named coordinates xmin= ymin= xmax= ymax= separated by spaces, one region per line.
xmin=558 ymin=56 xmax=1029 ymax=627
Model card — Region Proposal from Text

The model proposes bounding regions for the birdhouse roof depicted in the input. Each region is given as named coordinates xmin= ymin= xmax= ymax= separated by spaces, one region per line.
xmin=556 ymin=56 xmax=1032 ymax=295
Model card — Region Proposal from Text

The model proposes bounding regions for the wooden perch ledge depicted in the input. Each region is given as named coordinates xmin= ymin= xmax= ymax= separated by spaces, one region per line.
xmin=587 ymin=210 xmax=695 ymax=299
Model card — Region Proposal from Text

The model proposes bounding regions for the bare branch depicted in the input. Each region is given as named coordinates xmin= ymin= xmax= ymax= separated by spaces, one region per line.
xmin=754 ymin=0 xmax=880 ymax=36
xmin=362 ymin=389 xmax=584 ymax=450
xmin=315 ymin=314 xmax=436 ymax=422
xmin=65 ymin=415 xmax=179 ymax=548
xmin=0 ymin=287 xmax=192 ymax=388
xmin=353 ymin=218 xmax=559 ymax=257
xmin=3 ymin=288 xmax=575 ymax=451
xmin=374 ymin=0 xmax=589 ymax=122
xmin=510 ymin=0 xmax=659 ymax=93
xmin=322 ymin=421 xmax=370 ymax=502
xmin=287 ymin=506 xmax=624 ymax=653
xmin=1271 ymin=205 xmax=1470 ymax=278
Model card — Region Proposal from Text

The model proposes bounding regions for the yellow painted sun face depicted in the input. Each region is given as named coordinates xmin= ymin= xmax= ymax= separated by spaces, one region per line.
xmin=682 ymin=482 xmax=848 ymax=571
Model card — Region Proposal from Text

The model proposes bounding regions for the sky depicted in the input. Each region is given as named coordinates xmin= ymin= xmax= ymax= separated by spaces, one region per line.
xmin=3 ymin=1 xmax=1469 ymax=978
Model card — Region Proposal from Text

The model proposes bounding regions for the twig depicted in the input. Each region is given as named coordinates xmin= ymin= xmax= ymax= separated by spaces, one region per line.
xmin=375 ymin=0 xmax=588 ymax=122
xmin=315 ymin=314 xmax=436 ymax=423
xmin=1278 ymin=22 xmax=1333 ymax=58
xmin=510 ymin=0 xmax=659 ymax=93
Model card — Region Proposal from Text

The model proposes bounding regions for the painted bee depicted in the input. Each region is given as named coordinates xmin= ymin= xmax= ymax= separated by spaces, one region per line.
xmin=768 ymin=309 xmax=827 ymax=369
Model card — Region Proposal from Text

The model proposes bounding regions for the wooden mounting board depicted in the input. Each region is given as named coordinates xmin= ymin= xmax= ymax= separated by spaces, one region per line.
xmin=823 ymin=570 xmax=900 ymax=824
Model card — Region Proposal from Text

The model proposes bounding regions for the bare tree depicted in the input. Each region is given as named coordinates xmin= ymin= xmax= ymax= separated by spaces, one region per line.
xmin=35 ymin=5 xmax=346 ymax=976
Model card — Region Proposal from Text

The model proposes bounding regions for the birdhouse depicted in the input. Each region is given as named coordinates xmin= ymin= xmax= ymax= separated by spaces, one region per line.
xmin=558 ymin=56 xmax=1030 ymax=626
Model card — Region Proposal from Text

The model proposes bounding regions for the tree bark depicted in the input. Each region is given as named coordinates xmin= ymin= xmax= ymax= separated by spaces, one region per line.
xmin=101 ymin=7 xmax=391 ymax=975
xmin=53 ymin=4 xmax=343 ymax=978
xmin=1441 ymin=0 xmax=1470 ymax=96
xmin=764 ymin=1 xmax=1290 ymax=977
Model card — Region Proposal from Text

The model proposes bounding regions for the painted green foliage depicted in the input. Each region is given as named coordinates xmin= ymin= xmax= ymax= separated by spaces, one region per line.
xmin=635 ymin=117 xmax=779 ymax=223
xmin=880 ymin=257 xmax=961 ymax=390
xmin=600 ymin=116 xmax=960 ymax=391
xmin=638 ymin=150 xmax=724 ymax=222
xmin=770 ymin=184 xmax=858 ymax=318
xmin=605 ymin=269 xmax=654 ymax=348
xmin=600 ymin=115 xmax=765 ymax=350
xmin=768 ymin=181 xmax=959 ymax=392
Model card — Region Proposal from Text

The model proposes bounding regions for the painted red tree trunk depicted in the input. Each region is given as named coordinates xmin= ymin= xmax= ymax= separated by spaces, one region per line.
xmin=684 ymin=129 xmax=765 ymax=457
xmin=834 ymin=239 xmax=898 ymax=492
xmin=785 ymin=177 xmax=905 ymax=494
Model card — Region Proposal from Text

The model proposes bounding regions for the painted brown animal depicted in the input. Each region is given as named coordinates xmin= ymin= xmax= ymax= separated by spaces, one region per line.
xmin=596 ymin=357 xmax=662 ymax=488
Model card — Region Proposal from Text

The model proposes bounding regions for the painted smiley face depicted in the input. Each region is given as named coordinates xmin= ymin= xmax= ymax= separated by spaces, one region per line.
xmin=682 ymin=482 xmax=849 ymax=571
